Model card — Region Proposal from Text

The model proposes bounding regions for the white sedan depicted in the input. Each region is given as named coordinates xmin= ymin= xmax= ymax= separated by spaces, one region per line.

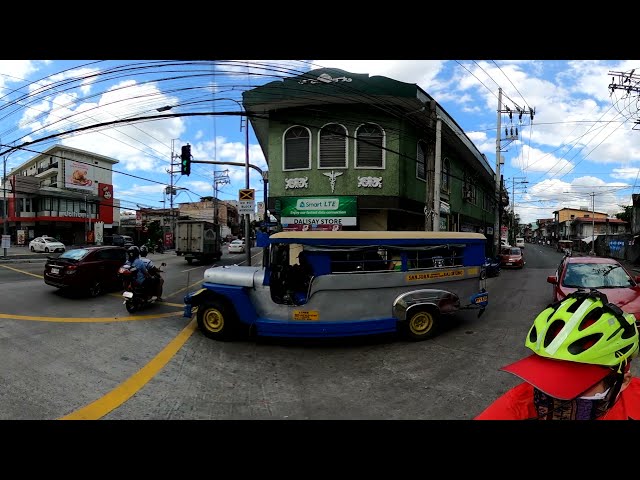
xmin=29 ymin=236 xmax=66 ymax=253
xmin=227 ymin=239 xmax=245 ymax=254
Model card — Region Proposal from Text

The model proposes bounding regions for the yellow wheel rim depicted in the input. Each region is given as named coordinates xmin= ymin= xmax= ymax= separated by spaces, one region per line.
xmin=203 ymin=308 xmax=224 ymax=333
xmin=409 ymin=311 xmax=433 ymax=336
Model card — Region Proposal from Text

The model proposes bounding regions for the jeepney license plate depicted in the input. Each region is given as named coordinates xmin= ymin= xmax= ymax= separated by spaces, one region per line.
xmin=51 ymin=267 xmax=59 ymax=274
xmin=475 ymin=294 xmax=488 ymax=304
xmin=293 ymin=310 xmax=319 ymax=321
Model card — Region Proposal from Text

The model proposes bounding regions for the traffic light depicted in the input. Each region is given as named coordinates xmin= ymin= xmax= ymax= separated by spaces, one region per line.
xmin=180 ymin=144 xmax=191 ymax=176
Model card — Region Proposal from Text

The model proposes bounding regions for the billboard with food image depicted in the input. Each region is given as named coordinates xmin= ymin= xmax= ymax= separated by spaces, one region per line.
xmin=64 ymin=159 xmax=96 ymax=193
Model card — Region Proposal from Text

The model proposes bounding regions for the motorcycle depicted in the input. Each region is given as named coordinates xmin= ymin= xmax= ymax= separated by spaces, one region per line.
xmin=118 ymin=261 xmax=166 ymax=313
xmin=480 ymin=256 xmax=501 ymax=280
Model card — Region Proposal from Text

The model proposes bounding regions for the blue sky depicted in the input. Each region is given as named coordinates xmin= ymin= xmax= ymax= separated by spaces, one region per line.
xmin=1 ymin=59 xmax=639 ymax=225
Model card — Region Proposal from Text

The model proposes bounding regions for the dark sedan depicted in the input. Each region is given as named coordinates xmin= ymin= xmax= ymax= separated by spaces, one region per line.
xmin=44 ymin=245 xmax=127 ymax=297
xmin=547 ymin=255 xmax=640 ymax=323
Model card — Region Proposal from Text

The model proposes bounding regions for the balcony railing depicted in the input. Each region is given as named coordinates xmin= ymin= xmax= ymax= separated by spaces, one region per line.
xmin=37 ymin=162 xmax=58 ymax=174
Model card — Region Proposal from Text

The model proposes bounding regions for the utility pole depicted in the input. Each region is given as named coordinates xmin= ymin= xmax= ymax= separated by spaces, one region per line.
xmin=511 ymin=176 xmax=528 ymax=244
xmin=609 ymin=70 xmax=640 ymax=128
xmin=2 ymin=152 xmax=7 ymax=258
xmin=244 ymin=114 xmax=252 ymax=266
xmin=590 ymin=191 xmax=596 ymax=255
xmin=493 ymin=88 xmax=503 ymax=256
xmin=167 ymin=139 xmax=179 ymax=249
xmin=213 ymin=169 xmax=230 ymax=225
xmin=493 ymin=87 xmax=535 ymax=255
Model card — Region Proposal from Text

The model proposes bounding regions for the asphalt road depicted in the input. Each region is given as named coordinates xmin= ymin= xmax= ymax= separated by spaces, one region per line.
xmin=1 ymin=243 xmax=638 ymax=420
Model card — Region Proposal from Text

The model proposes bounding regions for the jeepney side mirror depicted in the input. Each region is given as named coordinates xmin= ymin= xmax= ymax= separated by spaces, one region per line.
xmin=547 ymin=275 xmax=558 ymax=285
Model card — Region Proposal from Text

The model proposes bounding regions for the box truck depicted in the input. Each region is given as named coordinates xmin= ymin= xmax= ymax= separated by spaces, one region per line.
xmin=175 ymin=220 xmax=223 ymax=264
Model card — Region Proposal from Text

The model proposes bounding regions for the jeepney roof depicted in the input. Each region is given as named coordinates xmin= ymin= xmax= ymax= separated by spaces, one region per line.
xmin=270 ymin=231 xmax=485 ymax=240
xmin=268 ymin=231 xmax=486 ymax=245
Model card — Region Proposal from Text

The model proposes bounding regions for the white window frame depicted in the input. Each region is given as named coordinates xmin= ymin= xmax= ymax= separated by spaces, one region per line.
xmin=355 ymin=122 xmax=385 ymax=170
xmin=317 ymin=123 xmax=348 ymax=169
xmin=282 ymin=125 xmax=312 ymax=172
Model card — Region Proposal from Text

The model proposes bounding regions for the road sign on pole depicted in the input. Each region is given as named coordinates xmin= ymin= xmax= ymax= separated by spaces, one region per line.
xmin=239 ymin=189 xmax=255 ymax=201
xmin=239 ymin=189 xmax=255 ymax=215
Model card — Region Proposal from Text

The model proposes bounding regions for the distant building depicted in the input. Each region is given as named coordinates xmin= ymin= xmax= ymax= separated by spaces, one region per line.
xmin=0 ymin=144 xmax=120 ymax=246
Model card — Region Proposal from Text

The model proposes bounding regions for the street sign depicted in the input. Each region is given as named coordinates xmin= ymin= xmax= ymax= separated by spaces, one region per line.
xmin=239 ymin=200 xmax=255 ymax=215
xmin=1 ymin=235 xmax=9 ymax=249
xmin=239 ymin=189 xmax=255 ymax=201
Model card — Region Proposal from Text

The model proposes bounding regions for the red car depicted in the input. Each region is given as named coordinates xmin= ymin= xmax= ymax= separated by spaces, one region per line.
xmin=44 ymin=245 xmax=127 ymax=297
xmin=547 ymin=255 xmax=640 ymax=323
xmin=499 ymin=246 xmax=524 ymax=268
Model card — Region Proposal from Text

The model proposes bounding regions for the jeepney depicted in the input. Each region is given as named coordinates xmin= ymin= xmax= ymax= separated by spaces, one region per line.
xmin=183 ymin=231 xmax=489 ymax=341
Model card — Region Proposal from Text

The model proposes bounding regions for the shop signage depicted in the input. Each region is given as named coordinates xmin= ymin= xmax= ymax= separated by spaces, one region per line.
xmin=279 ymin=196 xmax=357 ymax=226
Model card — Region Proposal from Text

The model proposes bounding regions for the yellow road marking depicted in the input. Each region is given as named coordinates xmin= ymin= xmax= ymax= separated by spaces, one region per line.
xmin=0 ymin=311 xmax=183 ymax=322
xmin=59 ymin=318 xmax=198 ymax=420
xmin=0 ymin=264 xmax=43 ymax=278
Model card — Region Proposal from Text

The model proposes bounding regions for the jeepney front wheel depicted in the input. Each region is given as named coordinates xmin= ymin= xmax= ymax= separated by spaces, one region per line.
xmin=403 ymin=306 xmax=440 ymax=341
xmin=197 ymin=300 xmax=242 ymax=341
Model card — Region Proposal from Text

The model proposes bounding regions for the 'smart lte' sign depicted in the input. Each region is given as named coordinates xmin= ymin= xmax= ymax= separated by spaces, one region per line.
xmin=279 ymin=196 xmax=357 ymax=226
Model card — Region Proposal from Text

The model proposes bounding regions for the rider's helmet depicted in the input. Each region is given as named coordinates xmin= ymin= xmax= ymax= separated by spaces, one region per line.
xmin=127 ymin=245 xmax=140 ymax=262
xmin=501 ymin=290 xmax=638 ymax=415
xmin=139 ymin=245 xmax=148 ymax=257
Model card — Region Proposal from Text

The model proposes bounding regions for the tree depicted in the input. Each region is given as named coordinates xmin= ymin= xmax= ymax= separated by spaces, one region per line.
xmin=616 ymin=205 xmax=632 ymax=224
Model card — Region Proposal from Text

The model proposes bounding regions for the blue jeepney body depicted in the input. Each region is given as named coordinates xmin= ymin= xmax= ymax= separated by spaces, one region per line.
xmin=184 ymin=231 xmax=488 ymax=340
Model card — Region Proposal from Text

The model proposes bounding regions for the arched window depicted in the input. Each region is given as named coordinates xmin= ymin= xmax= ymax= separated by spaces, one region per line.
xmin=319 ymin=123 xmax=347 ymax=168
xmin=355 ymin=123 xmax=384 ymax=168
xmin=441 ymin=157 xmax=450 ymax=193
xmin=417 ymin=140 xmax=427 ymax=180
xmin=283 ymin=126 xmax=311 ymax=170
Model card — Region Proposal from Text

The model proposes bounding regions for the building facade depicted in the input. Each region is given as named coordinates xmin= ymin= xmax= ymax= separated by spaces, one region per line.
xmin=0 ymin=145 xmax=120 ymax=246
xmin=242 ymin=68 xmax=497 ymax=243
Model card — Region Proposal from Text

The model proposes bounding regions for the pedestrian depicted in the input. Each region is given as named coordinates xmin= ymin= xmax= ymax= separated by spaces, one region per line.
xmin=475 ymin=289 xmax=640 ymax=420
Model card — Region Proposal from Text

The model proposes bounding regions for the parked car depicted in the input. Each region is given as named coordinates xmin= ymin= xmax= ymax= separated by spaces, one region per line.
xmin=227 ymin=239 xmax=245 ymax=254
xmin=480 ymin=256 xmax=501 ymax=279
xmin=515 ymin=237 xmax=525 ymax=248
xmin=29 ymin=236 xmax=66 ymax=253
xmin=43 ymin=246 xmax=127 ymax=297
xmin=104 ymin=234 xmax=135 ymax=248
xmin=547 ymin=255 xmax=640 ymax=323
xmin=499 ymin=246 xmax=525 ymax=268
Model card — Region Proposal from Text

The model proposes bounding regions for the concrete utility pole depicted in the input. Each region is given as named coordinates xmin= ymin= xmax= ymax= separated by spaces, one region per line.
xmin=244 ymin=114 xmax=251 ymax=266
xmin=511 ymin=176 xmax=528 ymax=243
xmin=213 ymin=169 xmax=230 ymax=225
xmin=493 ymin=88 xmax=535 ymax=256
xmin=493 ymin=88 xmax=503 ymax=256
xmin=168 ymin=139 xmax=179 ymax=248
xmin=590 ymin=192 xmax=596 ymax=255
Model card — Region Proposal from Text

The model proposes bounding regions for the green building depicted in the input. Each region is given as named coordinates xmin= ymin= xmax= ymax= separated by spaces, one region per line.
xmin=243 ymin=68 xmax=496 ymax=240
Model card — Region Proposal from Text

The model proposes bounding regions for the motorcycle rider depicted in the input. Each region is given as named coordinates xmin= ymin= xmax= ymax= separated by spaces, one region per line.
xmin=139 ymin=245 xmax=164 ymax=301
xmin=126 ymin=246 xmax=153 ymax=298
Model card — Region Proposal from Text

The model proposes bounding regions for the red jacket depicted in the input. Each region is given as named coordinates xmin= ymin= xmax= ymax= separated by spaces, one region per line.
xmin=475 ymin=377 xmax=640 ymax=420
